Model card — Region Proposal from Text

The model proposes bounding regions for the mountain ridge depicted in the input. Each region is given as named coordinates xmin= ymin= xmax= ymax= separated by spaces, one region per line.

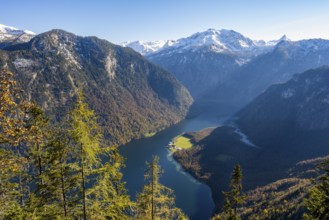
xmin=0 ymin=23 xmax=35 ymax=48
xmin=122 ymin=28 xmax=284 ymax=56
xmin=122 ymin=29 xmax=289 ymax=98
xmin=0 ymin=28 xmax=193 ymax=145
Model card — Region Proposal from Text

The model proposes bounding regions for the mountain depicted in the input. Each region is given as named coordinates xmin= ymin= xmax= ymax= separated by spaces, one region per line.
xmin=173 ymin=67 xmax=329 ymax=214
xmin=123 ymin=29 xmax=280 ymax=98
xmin=121 ymin=40 xmax=173 ymax=55
xmin=237 ymin=66 xmax=329 ymax=147
xmin=204 ymin=38 xmax=329 ymax=111
xmin=0 ymin=29 xmax=193 ymax=145
xmin=240 ymin=156 xmax=328 ymax=220
xmin=234 ymin=155 xmax=328 ymax=220
xmin=0 ymin=24 xmax=35 ymax=48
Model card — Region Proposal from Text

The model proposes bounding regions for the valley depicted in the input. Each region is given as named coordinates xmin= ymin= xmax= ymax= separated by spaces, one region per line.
xmin=1 ymin=18 xmax=329 ymax=220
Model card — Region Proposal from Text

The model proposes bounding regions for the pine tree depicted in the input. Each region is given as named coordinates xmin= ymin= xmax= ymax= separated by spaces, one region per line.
xmin=213 ymin=164 xmax=246 ymax=220
xmin=26 ymin=123 xmax=80 ymax=219
xmin=303 ymin=159 xmax=329 ymax=220
xmin=136 ymin=156 xmax=188 ymax=220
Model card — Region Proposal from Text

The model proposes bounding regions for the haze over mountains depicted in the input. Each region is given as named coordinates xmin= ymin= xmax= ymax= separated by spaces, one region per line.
xmin=174 ymin=67 xmax=329 ymax=216
xmin=124 ymin=29 xmax=329 ymax=108
xmin=123 ymin=29 xmax=282 ymax=97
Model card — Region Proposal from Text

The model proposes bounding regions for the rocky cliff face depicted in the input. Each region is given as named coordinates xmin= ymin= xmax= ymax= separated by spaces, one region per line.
xmin=0 ymin=29 xmax=193 ymax=145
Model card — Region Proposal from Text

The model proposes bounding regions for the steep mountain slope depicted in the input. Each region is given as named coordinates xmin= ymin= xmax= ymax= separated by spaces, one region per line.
xmin=173 ymin=67 xmax=329 ymax=214
xmin=0 ymin=24 xmax=35 ymax=48
xmin=124 ymin=29 xmax=278 ymax=98
xmin=237 ymin=66 xmax=329 ymax=146
xmin=205 ymin=39 xmax=329 ymax=111
xmin=240 ymin=156 xmax=328 ymax=220
xmin=0 ymin=29 xmax=193 ymax=145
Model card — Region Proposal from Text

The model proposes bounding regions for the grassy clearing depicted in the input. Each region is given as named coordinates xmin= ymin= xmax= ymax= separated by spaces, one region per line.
xmin=143 ymin=132 xmax=156 ymax=138
xmin=174 ymin=136 xmax=193 ymax=149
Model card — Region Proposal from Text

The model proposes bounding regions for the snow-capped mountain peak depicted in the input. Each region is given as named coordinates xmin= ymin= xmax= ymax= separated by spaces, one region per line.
xmin=0 ymin=24 xmax=35 ymax=36
xmin=121 ymin=28 xmax=284 ymax=56
xmin=121 ymin=40 xmax=169 ymax=55
xmin=0 ymin=24 xmax=35 ymax=46
xmin=163 ymin=28 xmax=256 ymax=53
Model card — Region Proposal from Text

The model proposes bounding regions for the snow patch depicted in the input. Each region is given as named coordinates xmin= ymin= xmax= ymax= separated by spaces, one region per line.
xmin=0 ymin=24 xmax=35 ymax=35
xmin=322 ymin=98 xmax=329 ymax=104
xmin=121 ymin=40 xmax=168 ymax=55
xmin=282 ymin=88 xmax=295 ymax=99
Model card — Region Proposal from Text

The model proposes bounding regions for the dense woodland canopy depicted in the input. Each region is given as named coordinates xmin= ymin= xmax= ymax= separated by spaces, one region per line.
xmin=0 ymin=69 xmax=186 ymax=220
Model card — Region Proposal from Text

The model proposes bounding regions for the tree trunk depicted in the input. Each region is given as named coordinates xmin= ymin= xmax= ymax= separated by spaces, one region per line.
xmin=81 ymin=144 xmax=87 ymax=220
xmin=60 ymin=161 xmax=67 ymax=217
xmin=151 ymin=162 xmax=155 ymax=220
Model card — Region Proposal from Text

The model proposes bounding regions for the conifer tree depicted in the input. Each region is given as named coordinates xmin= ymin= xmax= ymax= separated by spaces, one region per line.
xmin=136 ymin=156 xmax=188 ymax=220
xmin=27 ymin=124 xmax=80 ymax=219
xmin=304 ymin=159 xmax=329 ymax=220
xmin=0 ymin=71 xmax=134 ymax=219
xmin=68 ymin=92 xmax=102 ymax=219
xmin=213 ymin=164 xmax=246 ymax=220
xmin=89 ymin=145 xmax=135 ymax=219
xmin=69 ymin=91 xmax=133 ymax=219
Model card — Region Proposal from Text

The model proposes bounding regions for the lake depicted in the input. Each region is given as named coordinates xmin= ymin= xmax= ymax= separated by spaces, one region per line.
xmin=120 ymin=111 xmax=231 ymax=220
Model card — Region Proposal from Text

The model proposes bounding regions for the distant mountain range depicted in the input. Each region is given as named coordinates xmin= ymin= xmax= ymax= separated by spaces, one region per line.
xmin=122 ymin=29 xmax=282 ymax=57
xmin=123 ymin=29 xmax=329 ymax=106
xmin=0 ymin=26 xmax=192 ymax=145
xmin=0 ymin=24 xmax=35 ymax=48
xmin=123 ymin=29 xmax=283 ymax=97
xmin=206 ymin=38 xmax=329 ymax=111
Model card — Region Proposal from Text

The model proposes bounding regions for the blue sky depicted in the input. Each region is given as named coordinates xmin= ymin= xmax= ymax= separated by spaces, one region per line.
xmin=1 ymin=0 xmax=329 ymax=44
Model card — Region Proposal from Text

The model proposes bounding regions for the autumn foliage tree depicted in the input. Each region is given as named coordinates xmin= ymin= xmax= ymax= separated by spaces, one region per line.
xmin=0 ymin=69 xmax=32 ymax=218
